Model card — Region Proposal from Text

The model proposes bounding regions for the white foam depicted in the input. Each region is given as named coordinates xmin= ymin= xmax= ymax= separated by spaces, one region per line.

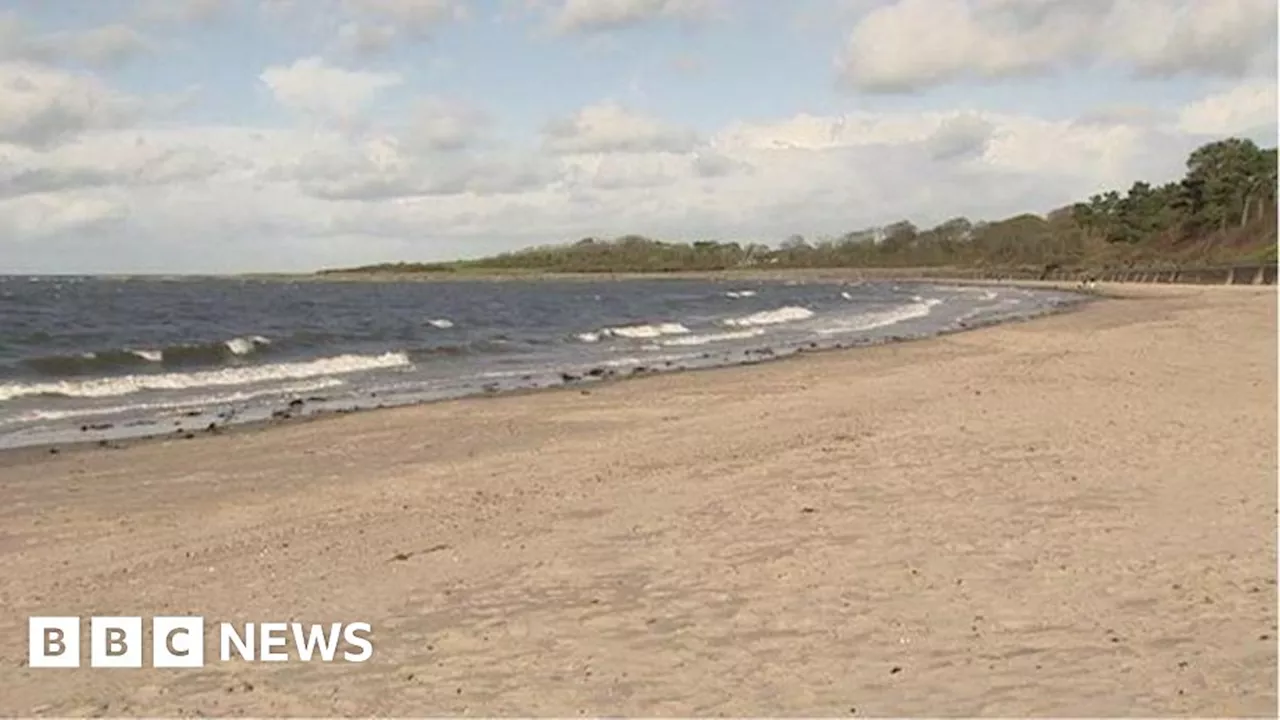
xmin=0 ymin=352 xmax=409 ymax=401
xmin=816 ymin=298 xmax=942 ymax=336
xmin=725 ymin=290 xmax=757 ymax=298
xmin=585 ymin=322 xmax=691 ymax=341
xmin=427 ymin=318 xmax=455 ymax=329
xmin=8 ymin=378 xmax=345 ymax=424
xmin=130 ymin=349 xmax=163 ymax=362
xmin=661 ymin=328 xmax=767 ymax=346
xmin=721 ymin=306 xmax=814 ymax=328
xmin=225 ymin=335 xmax=272 ymax=355
xmin=601 ymin=352 xmax=694 ymax=368
xmin=840 ymin=291 xmax=854 ymax=300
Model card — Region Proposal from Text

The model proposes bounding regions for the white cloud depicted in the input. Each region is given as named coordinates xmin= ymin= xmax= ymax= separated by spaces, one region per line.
xmin=2 ymin=92 xmax=1224 ymax=272
xmin=1178 ymin=80 xmax=1280 ymax=137
xmin=135 ymin=0 xmax=229 ymax=25
xmin=0 ymin=13 xmax=153 ymax=68
xmin=264 ymin=0 xmax=468 ymax=54
xmin=838 ymin=0 xmax=1278 ymax=92
xmin=342 ymin=0 xmax=468 ymax=30
xmin=544 ymin=102 xmax=700 ymax=154
xmin=260 ymin=57 xmax=402 ymax=124
xmin=405 ymin=97 xmax=490 ymax=152
xmin=548 ymin=0 xmax=719 ymax=33
xmin=0 ymin=62 xmax=139 ymax=148
xmin=0 ymin=3 xmax=1273 ymax=273
xmin=0 ymin=191 xmax=127 ymax=240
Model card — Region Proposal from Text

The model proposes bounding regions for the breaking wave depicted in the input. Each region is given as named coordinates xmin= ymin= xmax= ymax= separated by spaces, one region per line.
xmin=660 ymin=329 xmax=767 ymax=346
xmin=21 ymin=335 xmax=274 ymax=377
xmin=816 ymin=298 xmax=943 ymax=335
xmin=7 ymin=378 xmax=345 ymax=424
xmin=0 ymin=352 xmax=410 ymax=401
xmin=721 ymin=306 xmax=815 ymax=328
xmin=577 ymin=322 xmax=690 ymax=343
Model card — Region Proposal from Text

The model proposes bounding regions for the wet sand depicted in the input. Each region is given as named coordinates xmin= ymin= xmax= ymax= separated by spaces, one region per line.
xmin=0 ymin=283 xmax=1275 ymax=717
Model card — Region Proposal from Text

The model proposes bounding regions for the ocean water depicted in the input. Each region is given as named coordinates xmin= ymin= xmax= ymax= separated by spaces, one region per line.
xmin=0 ymin=276 xmax=1085 ymax=449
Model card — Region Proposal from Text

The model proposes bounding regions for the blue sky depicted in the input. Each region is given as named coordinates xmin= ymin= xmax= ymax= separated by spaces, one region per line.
xmin=0 ymin=0 xmax=1276 ymax=273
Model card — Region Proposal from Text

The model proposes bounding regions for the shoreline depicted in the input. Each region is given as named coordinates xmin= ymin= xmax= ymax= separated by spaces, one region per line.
xmin=0 ymin=282 xmax=1273 ymax=716
xmin=0 ymin=281 xmax=1096 ymax=465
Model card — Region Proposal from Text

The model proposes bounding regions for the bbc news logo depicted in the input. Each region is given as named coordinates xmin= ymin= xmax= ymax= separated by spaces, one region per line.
xmin=29 ymin=617 xmax=373 ymax=668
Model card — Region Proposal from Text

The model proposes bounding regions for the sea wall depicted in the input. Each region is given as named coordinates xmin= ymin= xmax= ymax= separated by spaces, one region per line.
xmin=909 ymin=264 xmax=1278 ymax=286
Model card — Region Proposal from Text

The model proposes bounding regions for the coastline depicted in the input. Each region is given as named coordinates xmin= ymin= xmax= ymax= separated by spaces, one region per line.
xmin=0 ymin=280 xmax=1095 ymax=463
xmin=1 ymin=283 xmax=1274 ymax=716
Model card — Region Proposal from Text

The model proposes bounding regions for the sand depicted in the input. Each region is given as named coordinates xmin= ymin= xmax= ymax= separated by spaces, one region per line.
xmin=0 ymin=283 xmax=1275 ymax=717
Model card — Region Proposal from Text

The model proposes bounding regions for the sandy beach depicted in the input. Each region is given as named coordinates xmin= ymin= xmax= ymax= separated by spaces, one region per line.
xmin=0 ymin=283 xmax=1274 ymax=717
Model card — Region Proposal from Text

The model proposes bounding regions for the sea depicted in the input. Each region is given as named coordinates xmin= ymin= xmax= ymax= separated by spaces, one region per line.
xmin=0 ymin=276 xmax=1086 ymax=449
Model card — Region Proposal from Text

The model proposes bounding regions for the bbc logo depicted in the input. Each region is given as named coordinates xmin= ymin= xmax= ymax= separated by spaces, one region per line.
xmin=30 ymin=616 xmax=204 ymax=668
xmin=29 ymin=616 xmax=373 ymax=668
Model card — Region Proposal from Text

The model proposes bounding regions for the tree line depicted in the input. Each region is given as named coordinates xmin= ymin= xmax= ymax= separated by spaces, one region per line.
xmin=324 ymin=137 xmax=1277 ymax=275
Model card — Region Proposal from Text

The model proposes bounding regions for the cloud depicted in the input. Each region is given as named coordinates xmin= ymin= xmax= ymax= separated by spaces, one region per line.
xmin=548 ymin=0 xmax=719 ymax=33
xmin=925 ymin=113 xmax=995 ymax=161
xmin=323 ymin=0 xmax=469 ymax=54
xmin=543 ymin=102 xmax=700 ymax=154
xmin=405 ymin=97 xmax=490 ymax=152
xmin=286 ymin=132 xmax=559 ymax=201
xmin=0 ymin=0 xmax=1272 ymax=274
xmin=1178 ymin=80 xmax=1280 ymax=137
xmin=135 ymin=0 xmax=229 ymax=25
xmin=0 ymin=62 xmax=139 ymax=148
xmin=838 ymin=0 xmax=1278 ymax=93
xmin=0 ymin=166 xmax=115 ymax=200
xmin=4 ymin=94 xmax=1218 ymax=272
xmin=0 ymin=13 xmax=153 ymax=68
xmin=335 ymin=21 xmax=400 ymax=55
xmin=0 ymin=192 xmax=127 ymax=241
xmin=342 ymin=0 xmax=468 ymax=30
xmin=260 ymin=57 xmax=402 ymax=124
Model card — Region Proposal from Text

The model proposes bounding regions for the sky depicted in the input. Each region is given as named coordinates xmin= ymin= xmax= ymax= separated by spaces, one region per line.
xmin=0 ymin=0 xmax=1276 ymax=274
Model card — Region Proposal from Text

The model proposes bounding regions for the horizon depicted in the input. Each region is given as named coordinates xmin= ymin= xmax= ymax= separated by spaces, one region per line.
xmin=1 ymin=0 xmax=1276 ymax=274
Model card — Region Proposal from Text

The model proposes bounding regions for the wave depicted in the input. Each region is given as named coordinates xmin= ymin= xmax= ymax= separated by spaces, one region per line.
xmin=577 ymin=322 xmax=690 ymax=343
xmin=427 ymin=318 xmax=455 ymax=329
xmin=816 ymin=298 xmax=942 ymax=336
xmin=721 ymin=306 xmax=814 ymax=328
xmin=21 ymin=335 xmax=274 ymax=377
xmin=225 ymin=335 xmax=272 ymax=356
xmin=724 ymin=290 xmax=757 ymax=298
xmin=0 ymin=352 xmax=409 ymax=401
xmin=660 ymin=328 xmax=766 ymax=346
xmin=6 ymin=378 xmax=345 ymax=425
xmin=407 ymin=339 xmax=517 ymax=359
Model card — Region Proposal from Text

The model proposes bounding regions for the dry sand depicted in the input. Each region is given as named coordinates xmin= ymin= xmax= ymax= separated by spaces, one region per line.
xmin=0 ymin=283 xmax=1275 ymax=717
